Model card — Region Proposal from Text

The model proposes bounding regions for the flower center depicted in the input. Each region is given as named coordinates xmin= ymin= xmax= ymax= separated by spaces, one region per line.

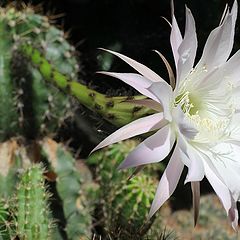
xmin=174 ymin=69 xmax=233 ymax=144
xmin=175 ymin=90 xmax=202 ymax=116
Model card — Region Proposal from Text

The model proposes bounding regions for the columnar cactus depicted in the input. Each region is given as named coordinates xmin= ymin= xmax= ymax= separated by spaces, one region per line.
xmin=13 ymin=164 xmax=52 ymax=240
xmin=41 ymin=138 xmax=95 ymax=240
xmin=0 ymin=6 xmax=79 ymax=141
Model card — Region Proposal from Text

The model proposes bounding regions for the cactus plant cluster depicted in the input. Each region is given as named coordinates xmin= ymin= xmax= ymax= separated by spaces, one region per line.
xmin=0 ymin=138 xmax=95 ymax=240
xmin=87 ymin=140 xmax=162 ymax=239
xmin=0 ymin=4 xmax=171 ymax=240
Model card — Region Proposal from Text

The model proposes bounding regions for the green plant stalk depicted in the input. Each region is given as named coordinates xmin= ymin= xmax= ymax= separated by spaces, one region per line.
xmin=21 ymin=44 xmax=156 ymax=127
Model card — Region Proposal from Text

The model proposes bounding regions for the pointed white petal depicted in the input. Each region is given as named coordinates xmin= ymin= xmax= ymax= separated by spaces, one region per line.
xmin=184 ymin=146 xmax=204 ymax=183
xmin=210 ymin=143 xmax=240 ymax=201
xmin=173 ymin=107 xmax=198 ymax=139
xmin=170 ymin=12 xmax=183 ymax=67
xmin=148 ymin=82 xmax=173 ymax=121
xmin=204 ymin=159 xmax=238 ymax=230
xmin=213 ymin=49 xmax=240 ymax=88
xmin=91 ymin=113 xmax=166 ymax=153
xmin=197 ymin=1 xmax=237 ymax=70
xmin=191 ymin=181 xmax=200 ymax=226
xmin=219 ymin=4 xmax=229 ymax=25
xmin=203 ymin=159 xmax=232 ymax=216
xmin=148 ymin=144 xmax=184 ymax=217
xmin=118 ymin=124 xmax=175 ymax=169
xmin=99 ymin=48 xmax=164 ymax=82
xmin=97 ymin=72 xmax=159 ymax=101
xmin=177 ymin=7 xmax=197 ymax=86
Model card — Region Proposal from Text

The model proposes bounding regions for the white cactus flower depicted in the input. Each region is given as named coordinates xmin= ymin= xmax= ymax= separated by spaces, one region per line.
xmin=93 ymin=0 xmax=240 ymax=230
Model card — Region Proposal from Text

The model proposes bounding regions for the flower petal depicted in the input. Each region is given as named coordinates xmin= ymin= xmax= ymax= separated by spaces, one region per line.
xmin=97 ymin=72 xmax=159 ymax=101
xmin=173 ymin=107 xmax=198 ymax=139
xmin=197 ymin=1 xmax=237 ymax=70
xmin=99 ymin=48 xmax=164 ymax=82
xmin=191 ymin=181 xmax=200 ymax=226
xmin=118 ymin=124 xmax=175 ymax=169
xmin=213 ymin=48 xmax=240 ymax=88
xmin=170 ymin=0 xmax=183 ymax=67
xmin=203 ymin=159 xmax=232 ymax=218
xmin=148 ymin=144 xmax=184 ymax=218
xmin=210 ymin=143 xmax=240 ymax=201
xmin=177 ymin=7 xmax=197 ymax=86
xmin=184 ymin=146 xmax=204 ymax=184
xmin=204 ymin=160 xmax=238 ymax=231
xmin=148 ymin=82 xmax=173 ymax=121
xmin=91 ymin=112 xmax=166 ymax=153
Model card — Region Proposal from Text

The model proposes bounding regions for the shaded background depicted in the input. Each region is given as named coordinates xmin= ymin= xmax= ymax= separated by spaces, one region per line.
xmin=10 ymin=0 xmax=236 ymax=91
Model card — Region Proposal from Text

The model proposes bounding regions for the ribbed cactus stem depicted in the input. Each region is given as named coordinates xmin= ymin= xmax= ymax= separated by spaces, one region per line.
xmin=41 ymin=138 xmax=94 ymax=240
xmin=15 ymin=164 xmax=52 ymax=240
xmin=21 ymin=44 xmax=155 ymax=127
xmin=0 ymin=20 xmax=18 ymax=139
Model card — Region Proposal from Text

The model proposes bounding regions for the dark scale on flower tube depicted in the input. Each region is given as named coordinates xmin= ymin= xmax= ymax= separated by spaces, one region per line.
xmin=132 ymin=106 xmax=143 ymax=113
xmin=107 ymin=113 xmax=115 ymax=120
xmin=106 ymin=101 xmax=114 ymax=108
xmin=94 ymin=103 xmax=102 ymax=111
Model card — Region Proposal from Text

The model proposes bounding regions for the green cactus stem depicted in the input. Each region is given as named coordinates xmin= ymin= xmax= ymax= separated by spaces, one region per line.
xmin=41 ymin=137 xmax=95 ymax=240
xmin=14 ymin=164 xmax=52 ymax=240
xmin=20 ymin=44 xmax=156 ymax=127
xmin=0 ymin=7 xmax=79 ymax=140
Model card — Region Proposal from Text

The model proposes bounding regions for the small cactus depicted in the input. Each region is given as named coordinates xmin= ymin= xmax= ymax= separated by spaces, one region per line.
xmin=14 ymin=164 xmax=52 ymax=240
xmin=0 ymin=200 xmax=12 ymax=240
xmin=88 ymin=140 xmax=161 ymax=238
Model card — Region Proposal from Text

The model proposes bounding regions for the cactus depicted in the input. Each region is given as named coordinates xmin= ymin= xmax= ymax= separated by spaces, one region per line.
xmin=13 ymin=164 xmax=52 ymax=240
xmin=0 ymin=200 xmax=12 ymax=240
xmin=0 ymin=6 xmax=78 ymax=141
xmin=41 ymin=137 xmax=95 ymax=240
xmin=0 ymin=139 xmax=35 ymax=200
xmin=0 ymin=5 xmax=166 ymax=240
xmin=0 ymin=5 xmax=156 ymax=133
xmin=87 ymin=140 xmax=162 ymax=238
